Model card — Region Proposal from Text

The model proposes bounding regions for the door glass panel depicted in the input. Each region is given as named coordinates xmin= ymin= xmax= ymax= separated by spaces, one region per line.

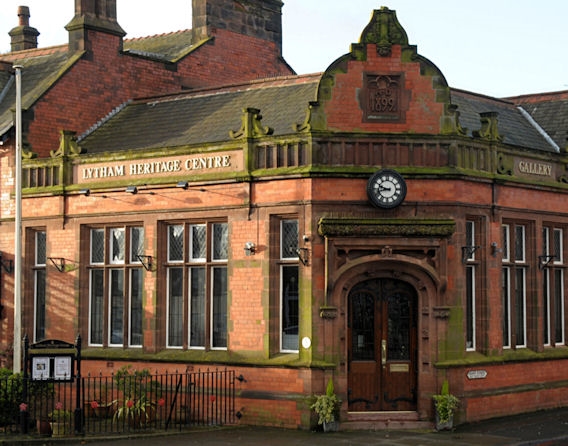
xmin=350 ymin=291 xmax=375 ymax=360
xmin=387 ymin=291 xmax=410 ymax=360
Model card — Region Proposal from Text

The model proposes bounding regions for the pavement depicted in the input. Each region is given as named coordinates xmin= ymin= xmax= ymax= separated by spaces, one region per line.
xmin=3 ymin=407 xmax=568 ymax=445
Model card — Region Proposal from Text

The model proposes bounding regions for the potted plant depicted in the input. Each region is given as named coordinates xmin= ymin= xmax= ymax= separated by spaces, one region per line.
xmin=112 ymin=366 xmax=161 ymax=428
xmin=114 ymin=395 xmax=154 ymax=428
xmin=48 ymin=402 xmax=72 ymax=437
xmin=311 ymin=378 xmax=340 ymax=432
xmin=432 ymin=380 xmax=459 ymax=431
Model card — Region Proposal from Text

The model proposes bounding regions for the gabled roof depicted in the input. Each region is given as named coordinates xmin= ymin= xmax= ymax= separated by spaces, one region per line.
xmin=451 ymin=89 xmax=559 ymax=153
xmin=0 ymin=31 xmax=200 ymax=137
xmin=78 ymin=74 xmax=322 ymax=153
xmin=0 ymin=46 xmax=81 ymax=133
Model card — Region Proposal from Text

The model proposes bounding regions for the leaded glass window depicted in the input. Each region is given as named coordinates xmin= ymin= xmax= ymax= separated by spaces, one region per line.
xmin=88 ymin=226 xmax=145 ymax=347
xmin=280 ymin=219 xmax=299 ymax=352
xmin=34 ymin=230 xmax=46 ymax=342
xmin=166 ymin=221 xmax=229 ymax=349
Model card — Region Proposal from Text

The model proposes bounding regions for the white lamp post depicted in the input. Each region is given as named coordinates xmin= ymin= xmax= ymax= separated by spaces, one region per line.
xmin=13 ymin=65 xmax=23 ymax=373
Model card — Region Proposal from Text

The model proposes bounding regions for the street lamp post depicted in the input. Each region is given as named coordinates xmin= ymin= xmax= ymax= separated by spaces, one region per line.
xmin=13 ymin=65 xmax=23 ymax=373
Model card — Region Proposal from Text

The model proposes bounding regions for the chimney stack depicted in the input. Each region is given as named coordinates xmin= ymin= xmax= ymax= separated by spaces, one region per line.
xmin=192 ymin=0 xmax=283 ymax=55
xmin=65 ymin=0 xmax=125 ymax=52
xmin=9 ymin=6 xmax=40 ymax=52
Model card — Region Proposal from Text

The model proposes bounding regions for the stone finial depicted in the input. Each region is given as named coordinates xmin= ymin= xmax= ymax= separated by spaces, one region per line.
xmin=230 ymin=108 xmax=274 ymax=139
xmin=359 ymin=7 xmax=409 ymax=57
xmin=441 ymin=104 xmax=467 ymax=136
xmin=50 ymin=130 xmax=84 ymax=157
xmin=472 ymin=112 xmax=502 ymax=142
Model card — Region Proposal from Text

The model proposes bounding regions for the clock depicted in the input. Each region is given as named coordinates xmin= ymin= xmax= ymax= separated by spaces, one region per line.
xmin=367 ymin=169 xmax=407 ymax=209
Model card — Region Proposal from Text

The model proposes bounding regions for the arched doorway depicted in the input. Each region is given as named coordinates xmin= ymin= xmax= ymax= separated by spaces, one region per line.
xmin=348 ymin=278 xmax=417 ymax=412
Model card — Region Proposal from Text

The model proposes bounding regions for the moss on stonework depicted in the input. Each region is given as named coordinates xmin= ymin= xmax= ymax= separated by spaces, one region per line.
xmin=81 ymin=348 xmax=336 ymax=369
xmin=318 ymin=217 xmax=455 ymax=238
xmin=435 ymin=346 xmax=568 ymax=369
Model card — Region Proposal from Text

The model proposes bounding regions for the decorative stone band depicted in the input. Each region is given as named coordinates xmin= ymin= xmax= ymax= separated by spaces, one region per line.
xmin=317 ymin=218 xmax=455 ymax=238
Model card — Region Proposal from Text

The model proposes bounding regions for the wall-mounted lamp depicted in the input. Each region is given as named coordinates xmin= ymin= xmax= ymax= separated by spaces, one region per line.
xmin=126 ymin=186 xmax=138 ymax=194
xmin=491 ymin=242 xmax=503 ymax=257
xmin=47 ymin=257 xmax=79 ymax=273
xmin=79 ymin=188 xmax=90 ymax=196
xmin=461 ymin=245 xmax=480 ymax=263
xmin=538 ymin=254 xmax=557 ymax=270
xmin=244 ymin=241 xmax=256 ymax=256
xmin=0 ymin=252 xmax=13 ymax=273
xmin=136 ymin=254 xmax=153 ymax=271
xmin=176 ymin=181 xmax=189 ymax=189
xmin=296 ymin=247 xmax=309 ymax=266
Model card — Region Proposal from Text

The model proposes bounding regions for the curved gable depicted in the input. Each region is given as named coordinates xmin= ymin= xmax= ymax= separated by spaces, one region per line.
xmin=316 ymin=7 xmax=450 ymax=135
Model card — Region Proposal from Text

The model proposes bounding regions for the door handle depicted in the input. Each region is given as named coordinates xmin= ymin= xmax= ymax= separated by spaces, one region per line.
xmin=381 ymin=339 xmax=387 ymax=367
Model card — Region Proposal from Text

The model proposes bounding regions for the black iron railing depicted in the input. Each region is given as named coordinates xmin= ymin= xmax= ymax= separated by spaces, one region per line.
xmin=0 ymin=368 xmax=236 ymax=437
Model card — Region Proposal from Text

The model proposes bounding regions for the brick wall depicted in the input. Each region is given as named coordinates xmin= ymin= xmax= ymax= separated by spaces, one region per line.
xmin=323 ymin=45 xmax=445 ymax=134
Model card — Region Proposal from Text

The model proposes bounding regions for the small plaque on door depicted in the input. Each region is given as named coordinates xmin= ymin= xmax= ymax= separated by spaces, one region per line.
xmin=390 ymin=364 xmax=409 ymax=373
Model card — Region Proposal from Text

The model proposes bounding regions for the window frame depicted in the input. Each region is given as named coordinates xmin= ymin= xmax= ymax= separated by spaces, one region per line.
xmin=465 ymin=220 xmax=477 ymax=351
xmin=87 ymin=225 xmax=145 ymax=348
xmin=33 ymin=230 xmax=47 ymax=342
xmin=501 ymin=223 xmax=528 ymax=349
xmin=165 ymin=220 xmax=229 ymax=350
xmin=543 ymin=226 xmax=565 ymax=347
xmin=279 ymin=218 xmax=300 ymax=353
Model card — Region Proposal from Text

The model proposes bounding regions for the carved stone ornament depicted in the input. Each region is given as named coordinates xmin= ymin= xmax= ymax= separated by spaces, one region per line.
xmin=472 ymin=111 xmax=502 ymax=142
xmin=318 ymin=218 xmax=456 ymax=238
xmin=319 ymin=306 xmax=338 ymax=320
xmin=433 ymin=306 xmax=450 ymax=319
xmin=230 ymin=107 xmax=273 ymax=139
xmin=50 ymin=130 xmax=84 ymax=157
xmin=359 ymin=7 xmax=409 ymax=57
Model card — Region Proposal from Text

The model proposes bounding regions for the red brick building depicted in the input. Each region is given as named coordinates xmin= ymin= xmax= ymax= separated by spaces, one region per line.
xmin=1 ymin=1 xmax=568 ymax=430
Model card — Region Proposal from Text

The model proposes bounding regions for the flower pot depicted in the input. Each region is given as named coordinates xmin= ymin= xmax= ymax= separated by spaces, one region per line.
xmin=323 ymin=420 xmax=339 ymax=432
xmin=50 ymin=421 xmax=67 ymax=437
xmin=36 ymin=419 xmax=52 ymax=436
xmin=435 ymin=412 xmax=454 ymax=431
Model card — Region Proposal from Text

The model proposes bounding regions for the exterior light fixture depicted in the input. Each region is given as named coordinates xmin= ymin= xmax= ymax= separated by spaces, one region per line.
xmin=79 ymin=188 xmax=90 ymax=196
xmin=538 ymin=254 xmax=557 ymax=270
xmin=126 ymin=186 xmax=138 ymax=194
xmin=244 ymin=241 xmax=256 ymax=256
xmin=176 ymin=181 xmax=189 ymax=189
xmin=296 ymin=247 xmax=309 ymax=266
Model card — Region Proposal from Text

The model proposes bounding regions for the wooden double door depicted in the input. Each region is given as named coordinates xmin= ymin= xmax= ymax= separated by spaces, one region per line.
xmin=348 ymin=278 xmax=417 ymax=412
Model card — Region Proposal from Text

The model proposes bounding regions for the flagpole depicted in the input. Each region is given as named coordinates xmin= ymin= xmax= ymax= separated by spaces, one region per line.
xmin=13 ymin=65 xmax=23 ymax=373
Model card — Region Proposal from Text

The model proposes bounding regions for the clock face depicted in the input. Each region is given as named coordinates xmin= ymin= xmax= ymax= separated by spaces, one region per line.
xmin=367 ymin=169 xmax=407 ymax=209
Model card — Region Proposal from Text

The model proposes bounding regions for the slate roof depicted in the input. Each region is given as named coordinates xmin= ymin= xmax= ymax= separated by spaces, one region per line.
xmin=0 ymin=31 xmax=198 ymax=135
xmin=510 ymin=91 xmax=568 ymax=152
xmin=78 ymin=75 xmax=322 ymax=153
xmin=450 ymin=89 xmax=559 ymax=152
xmin=122 ymin=30 xmax=194 ymax=63
xmin=0 ymin=28 xmax=565 ymax=156
xmin=0 ymin=46 xmax=81 ymax=134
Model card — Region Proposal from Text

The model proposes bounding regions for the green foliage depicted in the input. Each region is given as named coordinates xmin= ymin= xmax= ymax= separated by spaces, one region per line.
xmin=113 ymin=365 xmax=161 ymax=399
xmin=0 ymin=369 xmax=23 ymax=426
xmin=49 ymin=409 xmax=72 ymax=422
xmin=114 ymin=396 xmax=153 ymax=427
xmin=433 ymin=380 xmax=459 ymax=424
xmin=311 ymin=379 xmax=340 ymax=425
xmin=113 ymin=366 xmax=160 ymax=428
